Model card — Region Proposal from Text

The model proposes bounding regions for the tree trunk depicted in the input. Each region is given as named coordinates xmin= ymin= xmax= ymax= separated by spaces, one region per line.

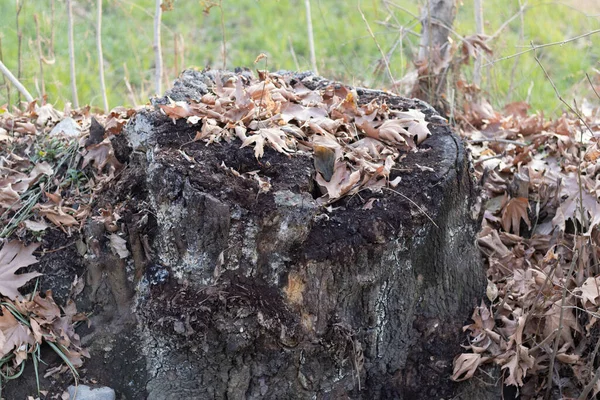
xmin=412 ymin=0 xmax=457 ymax=114
xmin=6 ymin=70 xmax=491 ymax=399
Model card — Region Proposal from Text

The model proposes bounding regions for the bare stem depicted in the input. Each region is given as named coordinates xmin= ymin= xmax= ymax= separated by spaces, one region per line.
xmin=34 ymin=15 xmax=45 ymax=98
xmin=153 ymin=0 xmax=163 ymax=95
xmin=0 ymin=60 xmax=34 ymax=103
xmin=473 ymin=0 xmax=484 ymax=88
xmin=0 ymin=38 xmax=11 ymax=107
xmin=96 ymin=0 xmax=109 ymax=113
xmin=66 ymin=0 xmax=79 ymax=108
xmin=16 ymin=0 xmax=24 ymax=105
xmin=358 ymin=4 xmax=395 ymax=87
xmin=545 ymin=250 xmax=578 ymax=399
xmin=304 ymin=0 xmax=318 ymax=74
xmin=219 ymin=0 xmax=227 ymax=70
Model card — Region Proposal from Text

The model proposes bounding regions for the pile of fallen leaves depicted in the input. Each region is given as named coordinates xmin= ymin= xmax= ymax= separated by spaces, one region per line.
xmin=0 ymin=101 xmax=132 ymax=386
xmin=159 ymin=69 xmax=432 ymax=203
xmin=452 ymin=97 xmax=600 ymax=398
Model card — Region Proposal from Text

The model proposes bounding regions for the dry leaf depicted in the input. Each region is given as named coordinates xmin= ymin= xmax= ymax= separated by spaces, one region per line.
xmin=109 ymin=234 xmax=130 ymax=259
xmin=501 ymin=197 xmax=530 ymax=236
xmin=0 ymin=241 xmax=42 ymax=300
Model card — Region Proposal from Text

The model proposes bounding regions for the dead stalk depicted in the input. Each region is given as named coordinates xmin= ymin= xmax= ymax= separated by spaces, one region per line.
xmin=304 ymin=0 xmax=318 ymax=75
xmin=506 ymin=0 xmax=526 ymax=103
xmin=358 ymin=4 xmax=395 ymax=87
xmin=34 ymin=15 xmax=45 ymax=98
xmin=97 ymin=0 xmax=109 ymax=113
xmin=472 ymin=0 xmax=484 ymax=88
xmin=545 ymin=250 xmax=578 ymax=399
xmin=16 ymin=0 xmax=24 ymax=106
xmin=0 ymin=61 xmax=34 ymax=103
xmin=288 ymin=36 xmax=300 ymax=71
xmin=66 ymin=0 xmax=79 ymax=108
xmin=0 ymin=38 xmax=10 ymax=107
xmin=153 ymin=0 xmax=163 ymax=95
xmin=218 ymin=0 xmax=227 ymax=69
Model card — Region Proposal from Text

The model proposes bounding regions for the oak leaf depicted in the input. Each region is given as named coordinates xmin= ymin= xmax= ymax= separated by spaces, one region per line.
xmin=0 ymin=241 xmax=42 ymax=300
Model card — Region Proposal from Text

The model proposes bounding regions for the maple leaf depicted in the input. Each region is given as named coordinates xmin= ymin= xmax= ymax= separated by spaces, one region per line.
xmin=0 ymin=305 xmax=34 ymax=361
xmin=501 ymin=197 xmax=530 ymax=236
xmin=0 ymin=241 xmax=42 ymax=300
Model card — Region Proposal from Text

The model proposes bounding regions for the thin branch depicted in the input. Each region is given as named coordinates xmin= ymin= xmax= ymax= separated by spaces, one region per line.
xmin=578 ymin=366 xmax=600 ymax=400
xmin=153 ymin=0 xmax=163 ymax=95
xmin=489 ymin=2 xmax=528 ymax=40
xmin=288 ymin=36 xmax=300 ymax=71
xmin=96 ymin=0 xmax=108 ymax=113
xmin=66 ymin=0 xmax=79 ymax=108
xmin=486 ymin=29 xmax=600 ymax=67
xmin=384 ymin=187 xmax=439 ymax=229
xmin=0 ymin=60 xmax=34 ymax=103
xmin=304 ymin=0 xmax=318 ymax=74
xmin=358 ymin=4 xmax=395 ymax=86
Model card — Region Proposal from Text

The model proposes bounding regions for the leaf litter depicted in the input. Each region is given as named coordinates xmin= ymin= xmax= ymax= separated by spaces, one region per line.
xmin=453 ymin=93 xmax=600 ymax=398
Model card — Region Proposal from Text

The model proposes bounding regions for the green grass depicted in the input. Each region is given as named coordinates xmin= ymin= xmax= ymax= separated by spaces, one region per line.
xmin=0 ymin=0 xmax=599 ymax=114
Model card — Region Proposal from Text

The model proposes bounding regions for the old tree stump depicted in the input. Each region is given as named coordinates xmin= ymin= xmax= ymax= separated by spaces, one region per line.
xmin=7 ymin=71 xmax=488 ymax=399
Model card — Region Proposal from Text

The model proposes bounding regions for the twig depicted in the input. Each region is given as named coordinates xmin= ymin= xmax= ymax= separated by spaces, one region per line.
xmin=485 ymin=29 xmax=600 ymax=67
xmin=153 ymin=0 xmax=163 ymax=95
xmin=358 ymin=4 xmax=395 ymax=86
xmin=304 ymin=0 xmax=318 ymax=74
xmin=66 ymin=0 xmax=79 ymax=108
xmin=545 ymin=250 xmax=578 ymax=400
xmin=468 ymin=138 xmax=528 ymax=146
xmin=578 ymin=366 xmax=600 ymax=400
xmin=123 ymin=63 xmax=139 ymax=107
xmin=488 ymin=2 xmax=528 ymax=40
xmin=0 ymin=61 xmax=34 ymax=103
xmin=96 ymin=0 xmax=109 ymax=113
xmin=288 ymin=36 xmax=300 ymax=71
xmin=384 ymin=187 xmax=439 ymax=229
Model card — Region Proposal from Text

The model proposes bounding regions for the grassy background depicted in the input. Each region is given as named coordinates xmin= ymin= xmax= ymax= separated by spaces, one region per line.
xmin=0 ymin=0 xmax=599 ymax=114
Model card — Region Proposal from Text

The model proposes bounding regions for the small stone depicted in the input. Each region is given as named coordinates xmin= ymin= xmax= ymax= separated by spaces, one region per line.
xmin=67 ymin=385 xmax=115 ymax=400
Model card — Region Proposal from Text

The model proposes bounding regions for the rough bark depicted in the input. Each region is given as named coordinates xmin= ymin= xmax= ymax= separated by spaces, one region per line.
xmin=5 ymin=70 xmax=491 ymax=399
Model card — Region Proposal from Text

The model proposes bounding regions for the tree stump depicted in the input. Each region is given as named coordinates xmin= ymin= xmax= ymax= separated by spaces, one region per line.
xmin=6 ymin=71 xmax=487 ymax=399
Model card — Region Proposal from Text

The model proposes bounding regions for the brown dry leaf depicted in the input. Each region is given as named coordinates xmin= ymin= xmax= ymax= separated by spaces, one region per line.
xmin=0 ymin=304 xmax=35 ymax=360
xmin=159 ymin=99 xmax=192 ymax=122
xmin=451 ymin=353 xmax=485 ymax=381
xmin=501 ymin=345 xmax=535 ymax=386
xmin=0 ymin=185 xmax=21 ymax=210
xmin=36 ymin=204 xmax=78 ymax=231
xmin=82 ymin=139 xmax=123 ymax=173
xmin=0 ymin=241 xmax=42 ymax=300
xmin=315 ymin=161 xmax=361 ymax=200
xmin=579 ymin=277 xmax=600 ymax=306
xmin=109 ymin=234 xmax=130 ymax=259
xmin=501 ymin=197 xmax=530 ymax=236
